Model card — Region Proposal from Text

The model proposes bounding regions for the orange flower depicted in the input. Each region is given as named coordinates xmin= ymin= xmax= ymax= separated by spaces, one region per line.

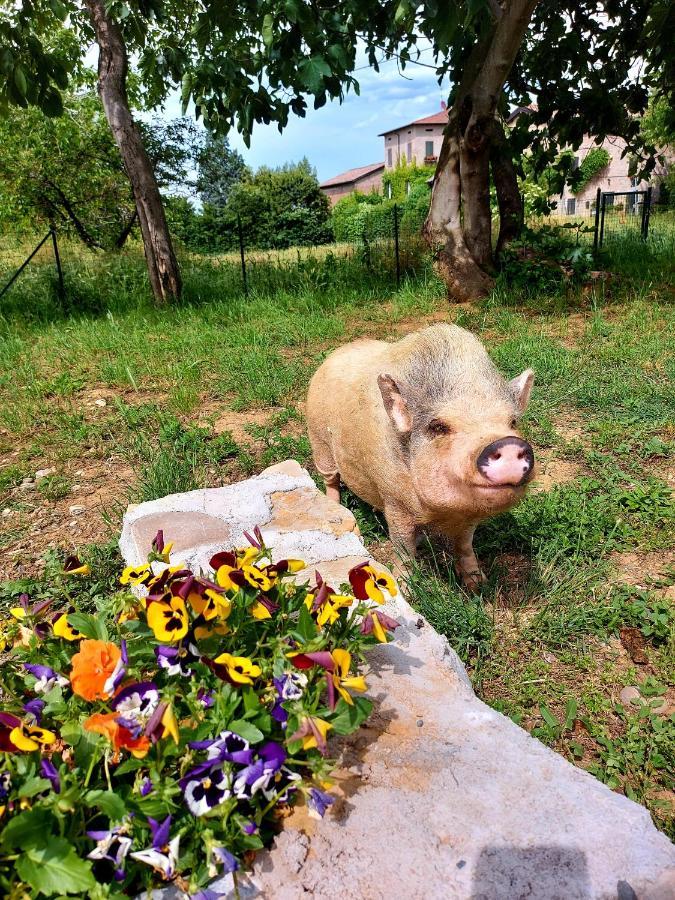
xmin=70 ymin=639 xmax=121 ymax=701
xmin=84 ymin=712 xmax=150 ymax=760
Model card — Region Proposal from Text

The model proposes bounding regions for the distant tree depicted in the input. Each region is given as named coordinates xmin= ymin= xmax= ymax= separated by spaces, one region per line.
xmin=197 ymin=134 xmax=247 ymax=209
xmin=0 ymin=85 xmax=198 ymax=250
xmin=211 ymin=159 xmax=332 ymax=250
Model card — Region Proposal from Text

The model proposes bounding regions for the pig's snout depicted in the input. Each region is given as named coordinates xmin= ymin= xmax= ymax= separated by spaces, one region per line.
xmin=477 ymin=437 xmax=534 ymax=487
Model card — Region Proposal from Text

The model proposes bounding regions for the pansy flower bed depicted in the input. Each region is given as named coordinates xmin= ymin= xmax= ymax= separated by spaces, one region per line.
xmin=0 ymin=528 xmax=399 ymax=897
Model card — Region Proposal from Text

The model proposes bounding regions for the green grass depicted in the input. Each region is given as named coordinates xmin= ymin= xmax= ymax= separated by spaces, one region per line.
xmin=0 ymin=225 xmax=673 ymax=837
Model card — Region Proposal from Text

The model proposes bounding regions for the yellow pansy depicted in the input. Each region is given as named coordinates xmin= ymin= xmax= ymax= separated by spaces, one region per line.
xmin=161 ymin=705 xmax=180 ymax=744
xmin=147 ymin=596 xmax=189 ymax=642
xmin=213 ymin=652 xmax=261 ymax=685
xmin=9 ymin=724 xmax=57 ymax=752
xmin=120 ymin=563 xmax=152 ymax=586
xmin=53 ymin=614 xmax=83 ymax=641
xmin=188 ymin=589 xmax=232 ymax=622
xmin=241 ymin=565 xmax=275 ymax=593
xmin=331 ymin=649 xmax=367 ymax=706
xmin=250 ymin=601 xmax=272 ymax=620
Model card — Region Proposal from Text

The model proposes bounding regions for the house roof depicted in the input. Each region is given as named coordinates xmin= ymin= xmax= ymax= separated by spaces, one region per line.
xmin=506 ymin=103 xmax=538 ymax=124
xmin=378 ymin=109 xmax=448 ymax=136
xmin=319 ymin=162 xmax=385 ymax=188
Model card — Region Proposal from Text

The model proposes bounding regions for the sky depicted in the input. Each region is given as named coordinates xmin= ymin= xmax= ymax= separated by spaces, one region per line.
xmin=161 ymin=45 xmax=449 ymax=183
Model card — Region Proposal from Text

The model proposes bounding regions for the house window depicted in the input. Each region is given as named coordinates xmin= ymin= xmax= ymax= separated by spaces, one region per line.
xmin=407 ymin=142 xmax=412 ymax=162
xmin=572 ymin=156 xmax=579 ymax=170
xmin=585 ymin=201 xmax=590 ymax=209
xmin=604 ymin=193 xmax=614 ymax=206
xmin=425 ymin=127 xmax=433 ymax=132
xmin=566 ymin=198 xmax=576 ymax=215
xmin=387 ymin=148 xmax=392 ymax=167
xmin=425 ymin=140 xmax=434 ymax=157
xmin=630 ymin=176 xmax=640 ymax=188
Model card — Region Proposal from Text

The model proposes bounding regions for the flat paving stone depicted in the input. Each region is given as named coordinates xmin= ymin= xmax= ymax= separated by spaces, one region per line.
xmin=121 ymin=461 xmax=675 ymax=900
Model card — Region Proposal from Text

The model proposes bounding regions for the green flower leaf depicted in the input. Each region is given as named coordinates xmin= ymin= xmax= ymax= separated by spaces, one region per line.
xmin=67 ymin=612 xmax=108 ymax=640
xmin=328 ymin=696 xmax=372 ymax=735
xmin=298 ymin=56 xmax=331 ymax=94
xmin=1 ymin=808 xmax=55 ymax=850
xmin=16 ymin=837 xmax=95 ymax=896
xmin=84 ymin=790 xmax=127 ymax=821
xmin=262 ymin=14 xmax=274 ymax=49
xmin=229 ymin=719 xmax=264 ymax=744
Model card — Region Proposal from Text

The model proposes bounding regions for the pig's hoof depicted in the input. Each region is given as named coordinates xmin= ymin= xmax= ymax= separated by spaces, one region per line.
xmin=459 ymin=569 xmax=486 ymax=593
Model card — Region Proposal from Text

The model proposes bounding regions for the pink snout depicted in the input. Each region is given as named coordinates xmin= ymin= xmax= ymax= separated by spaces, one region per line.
xmin=477 ymin=437 xmax=534 ymax=487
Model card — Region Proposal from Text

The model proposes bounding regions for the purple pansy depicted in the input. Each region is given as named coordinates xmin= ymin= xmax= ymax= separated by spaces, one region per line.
xmin=241 ymin=819 xmax=258 ymax=836
xmin=111 ymin=681 xmax=159 ymax=734
xmin=23 ymin=698 xmax=45 ymax=725
xmin=212 ymin=846 xmax=239 ymax=874
xmin=188 ymin=730 xmax=253 ymax=765
xmin=129 ymin=816 xmax=180 ymax=880
xmin=103 ymin=639 xmax=128 ymax=696
xmin=87 ymin=826 xmax=133 ymax=881
xmin=233 ymin=742 xmax=299 ymax=802
xmin=139 ymin=776 xmax=154 ymax=797
xmin=179 ymin=762 xmax=233 ymax=816
xmin=197 ymin=688 xmax=215 ymax=708
xmin=155 ymin=642 xmax=198 ymax=677
xmin=24 ymin=663 xmax=68 ymax=694
xmin=307 ymin=787 xmax=335 ymax=820
xmin=40 ymin=758 xmax=61 ymax=794
xmin=271 ymin=672 xmax=307 ymax=724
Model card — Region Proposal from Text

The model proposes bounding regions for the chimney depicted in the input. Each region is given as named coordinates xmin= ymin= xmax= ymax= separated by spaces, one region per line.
xmin=441 ymin=100 xmax=447 ymax=110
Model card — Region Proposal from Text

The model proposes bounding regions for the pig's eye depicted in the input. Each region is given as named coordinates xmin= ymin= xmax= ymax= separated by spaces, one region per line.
xmin=509 ymin=418 xmax=518 ymax=429
xmin=428 ymin=420 xmax=451 ymax=437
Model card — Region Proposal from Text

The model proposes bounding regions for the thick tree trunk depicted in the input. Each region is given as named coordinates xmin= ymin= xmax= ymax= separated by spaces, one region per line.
xmin=425 ymin=0 xmax=538 ymax=301
xmin=84 ymin=0 xmax=181 ymax=302
xmin=491 ymin=119 xmax=523 ymax=254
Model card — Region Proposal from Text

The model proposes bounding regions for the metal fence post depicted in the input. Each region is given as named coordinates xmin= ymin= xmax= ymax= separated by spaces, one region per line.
xmin=393 ymin=203 xmax=401 ymax=288
xmin=593 ymin=187 xmax=602 ymax=253
xmin=598 ymin=192 xmax=607 ymax=248
xmin=641 ymin=187 xmax=652 ymax=240
xmin=0 ymin=230 xmax=53 ymax=300
xmin=237 ymin=214 xmax=248 ymax=297
xmin=50 ymin=227 xmax=65 ymax=298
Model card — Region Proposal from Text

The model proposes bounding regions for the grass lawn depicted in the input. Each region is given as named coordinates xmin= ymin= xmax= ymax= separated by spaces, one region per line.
xmin=0 ymin=230 xmax=673 ymax=838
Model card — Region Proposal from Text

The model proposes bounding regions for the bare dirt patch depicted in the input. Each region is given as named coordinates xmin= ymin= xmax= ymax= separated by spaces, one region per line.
xmin=610 ymin=549 xmax=675 ymax=588
xmin=195 ymin=404 xmax=278 ymax=443
xmin=531 ymin=452 xmax=584 ymax=492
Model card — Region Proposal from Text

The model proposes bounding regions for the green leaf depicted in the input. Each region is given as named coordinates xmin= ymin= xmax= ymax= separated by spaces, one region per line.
xmin=16 ymin=837 xmax=95 ymax=895
xmin=229 ymin=719 xmax=264 ymax=744
xmin=19 ymin=776 xmax=52 ymax=798
xmin=328 ymin=696 xmax=372 ymax=735
xmin=298 ymin=56 xmax=332 ymax=94
xmin=539 ymin=704 xmax=559 ymax=730
xmin=13 ymin=64 xmax=28 ymax=98
xmin=49 ymin=0 xmax=68 ymax=21
xmin=0 ymin=48 xmax=13 ymax=76
xmin=41 ymin=87 xmax=63 ymax=118
xmin=67 ymin=612 xmax=108 ymax=640
xmin=296 ymin=603 xmax=317 ymax=642
xmin=180 ymin=73 xmax=192 ymax=113
xmin=84 ymin=790 xmax=126 ymax=821
xmin=564 ymin=699 xmax=578 ymax=730
xmin=262 ymin=14 xmax=274 ymax=49
xmin=1 ymin=808 xmax=55 ymax=850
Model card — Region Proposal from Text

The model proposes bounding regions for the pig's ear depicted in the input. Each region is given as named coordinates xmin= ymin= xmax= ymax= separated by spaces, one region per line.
xmin=378 ymin=374 xmax=412 ymax=434
xmin=509 ymin=369 xmax=534 ymax=413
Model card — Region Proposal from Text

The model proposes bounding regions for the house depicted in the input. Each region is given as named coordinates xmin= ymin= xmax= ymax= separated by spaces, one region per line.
xmin=318 ymin=105 xmax=448 ymax=204
xmin=380 ymin=106 xmax=448 ymax=170
xmin=319 ymin=162 xmax=385 ymax=206
xmin=507 ymin=106 xmax=658 ymax=215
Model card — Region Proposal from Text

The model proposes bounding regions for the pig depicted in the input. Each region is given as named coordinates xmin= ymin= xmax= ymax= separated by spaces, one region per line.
xmin=306 ymin=324 xmax=535 ymax=590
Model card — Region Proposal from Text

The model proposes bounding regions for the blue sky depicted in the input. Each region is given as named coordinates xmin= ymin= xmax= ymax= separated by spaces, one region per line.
xmin=161 ymin=45 xmax=449 ymax=183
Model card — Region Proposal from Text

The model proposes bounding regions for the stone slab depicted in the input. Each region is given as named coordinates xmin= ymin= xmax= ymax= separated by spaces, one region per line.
xmin=121 ymin=461 xmax=675 ymax=900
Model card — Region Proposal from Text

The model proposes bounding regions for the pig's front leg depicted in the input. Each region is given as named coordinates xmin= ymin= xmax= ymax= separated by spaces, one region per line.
xmin=323 ymin=471 xmax=341 ymax=504
xmin=384 ymin=501 xmax=418 ymax=578
xmin=452 ymin=526 xmax=486 ymax=593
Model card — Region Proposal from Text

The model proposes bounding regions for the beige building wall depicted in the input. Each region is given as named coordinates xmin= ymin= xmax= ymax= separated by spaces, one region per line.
xmin=558 ymin=135 xmax=651 ymax=215
xmin=383 ymin=122 xmax=446 ymax=169
xmin=322 ymin=169 xmax=384 ymax=206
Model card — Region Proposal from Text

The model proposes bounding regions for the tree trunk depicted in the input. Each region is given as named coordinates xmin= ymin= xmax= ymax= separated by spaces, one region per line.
xmin=425 ymin=0 xmax=538 ymax=301
xmin=83 ymin=0 xmax=181 ymax=302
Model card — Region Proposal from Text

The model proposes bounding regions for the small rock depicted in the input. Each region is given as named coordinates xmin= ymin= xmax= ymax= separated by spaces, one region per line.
xmin=2 ymin=508 xmax=11 ymax=518
xmin=543 ymin=651 xmax=556 ymax=664
xmin=69 ymin=505 xmax=86 ymax=515
xmin=35 ymin=467 xmax=56 ymax=481
xmin=20 ymin=479 xmax=35 ymax=491
xmin=619 ymin=686 xmax=641 ymax=706
xmin=648 ymin=697 xmax=669 ymax=715
xmin=94 ymin=398 xmax=107 ymax=407
xmin=416 ymin=718 xmax=424 ymax=727
xmin=75 ymin=469 xmax=84 ymax=477
xmin=68 ymin=520 xmax=78 ymax=528
xmin=71 ymin=484 xmax=81 ymax=493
